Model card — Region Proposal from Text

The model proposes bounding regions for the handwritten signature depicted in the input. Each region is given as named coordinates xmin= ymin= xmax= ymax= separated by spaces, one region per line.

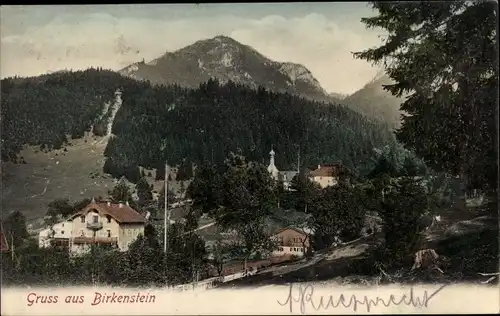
xmin=277 ymin=283 xmax=448 ymax=314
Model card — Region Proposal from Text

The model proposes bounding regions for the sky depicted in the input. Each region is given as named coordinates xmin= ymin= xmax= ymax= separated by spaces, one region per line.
xmin=0 ymin=3 xmax=386 ymax=95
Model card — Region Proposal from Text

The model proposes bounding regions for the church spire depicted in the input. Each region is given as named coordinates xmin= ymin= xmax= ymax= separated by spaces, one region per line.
xmin=267 ymin=147 xmax=279 ymax=180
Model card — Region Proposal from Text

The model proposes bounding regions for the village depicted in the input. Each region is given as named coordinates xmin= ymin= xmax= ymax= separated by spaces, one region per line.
xmin=2 ymin=142 xmax=491 ymax=289
xmin=5 ymin=149 xmax=355 ymax=285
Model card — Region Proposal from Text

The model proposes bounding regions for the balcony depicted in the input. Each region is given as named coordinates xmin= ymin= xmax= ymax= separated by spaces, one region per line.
xmin=86 ymin=221 xmax=103 ymax=230
xmin=72 ymin=236 xmax=118 ymax=245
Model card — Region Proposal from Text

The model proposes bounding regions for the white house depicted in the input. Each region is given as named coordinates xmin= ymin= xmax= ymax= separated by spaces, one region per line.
xmin=308 ymin=164 xmax=344 ymax=188
xmin=38 ymin=198 xmax=146 ymax=255
xmin=38 ymin=220 xmax=72 ymax=248
xmin=271 ymin=227 xmax=312 ymax=258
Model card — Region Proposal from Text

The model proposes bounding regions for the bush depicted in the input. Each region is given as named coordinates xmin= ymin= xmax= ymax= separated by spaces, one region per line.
xmin=378 ymin=176 xmax=431 ymax=268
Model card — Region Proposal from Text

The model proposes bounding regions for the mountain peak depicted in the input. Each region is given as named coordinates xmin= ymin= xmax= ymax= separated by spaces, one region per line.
xmin=213 ymin=35 xmax=238 ymax=43
xmin=118 ymin=36 xmax=331 ymax=102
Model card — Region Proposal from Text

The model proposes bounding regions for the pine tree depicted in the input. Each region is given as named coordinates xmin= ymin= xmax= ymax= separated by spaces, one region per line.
xmin=354 ymin=1 xmax=498 ymax=197
xmin=108 ymin=178 xmax=133 ymax=204
xmin=3 ymin=211 xmax=29 ymax=249
xmin=135 ymin=177 xmax=153 ymax=208
xmin=216 ymin=153 xmax=278 ymax=270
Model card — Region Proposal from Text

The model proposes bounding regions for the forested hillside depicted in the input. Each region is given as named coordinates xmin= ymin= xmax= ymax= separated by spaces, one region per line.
xmin=1 ymin=68 xmax=395 ymax=182
xmin=343 ymin=74 xmax=403 ymax=129
xmin=1 ymin=69 xmax=129 ymax=161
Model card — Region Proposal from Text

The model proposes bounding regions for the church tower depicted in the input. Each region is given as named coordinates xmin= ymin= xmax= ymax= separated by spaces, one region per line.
xmin=267 ymin=148 xmax=279 ymax=180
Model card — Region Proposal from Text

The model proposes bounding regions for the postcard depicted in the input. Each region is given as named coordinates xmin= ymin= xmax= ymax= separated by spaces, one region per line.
xmin=1 ymin=2 xmax=498 ymax=315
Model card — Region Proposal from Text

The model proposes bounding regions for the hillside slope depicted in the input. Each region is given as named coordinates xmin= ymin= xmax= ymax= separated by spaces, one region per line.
xmin=1 ymin=135 xmax=115 ymax=224
xmin=2 ymin=69 xmax=394 ymax=222
xmin=119 ymin=35 xmax=335 ymax=103
xmin=343 ymin=74 xmax=403 ymax=128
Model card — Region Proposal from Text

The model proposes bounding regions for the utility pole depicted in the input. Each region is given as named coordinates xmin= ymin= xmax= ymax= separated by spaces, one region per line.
xmin=164 ymin=161 xmax=169 ymax=253
xmin=297 ymin=144 xmax=301 ymax=173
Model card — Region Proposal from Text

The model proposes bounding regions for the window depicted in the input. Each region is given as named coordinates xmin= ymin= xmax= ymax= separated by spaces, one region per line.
xmin=107 ymin=216 xmax=111 ymax=223
xmin=278 ymin=247 xmax=283 ymax=251
xmin=93 ymin=215 xmax=98 ymax=223
xmin=62 ymin=223 xmax=64 ymax=227
xmin=80 ymin=216 xmax=85 ymax=223
xmin=80 ymin=230 xmax=84 ymax=236
xmin=61 ymin=231 xmax=64 ymax=235
xmin=107 ymin=230 xmax=111 ymax=238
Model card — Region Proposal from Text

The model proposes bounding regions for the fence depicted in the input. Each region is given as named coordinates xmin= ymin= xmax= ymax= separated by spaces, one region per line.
xmin=208 ymin=254 xmax=295 ymax=277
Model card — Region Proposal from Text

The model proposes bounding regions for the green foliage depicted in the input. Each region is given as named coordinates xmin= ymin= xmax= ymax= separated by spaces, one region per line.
xmin=378 ymin=176 xmax=431 ymax=266
xmin=157 ymin=185 xmax=177 ymax=211
xmin=108 ymin=177 xmax=134 ymax=204
xmin=367 ymin=156 xmax=399 ymax=180
xmin=354 ymin=1 xmax=498 ymax=195
xmin=206 ymin=153 xmax=279 ymax=261
xmin=73 ymin=198 xmax=92 ymax=212
xmin=176 ymin=162 xmax=194 ymax=181
xmin=274 ymin=178 xmax=286 ymax=208
xmin=2 ymin=70 xmax=393 ymax=179
xmin=343 ymin=74 xmax=402 ymax=128
xmin=135 ymin=177 xmax=153 ymax=209
xmin=127 ymin=230 xmax=166 ymax=286
xmin=1 ymin=68 xmax=124 ymax=161
xmin=288 ymin=170 xmax=322 ymax=212
xmin=184 ymin=209 xmax=199 ymax=233
xmin=1 ymin=218 xmax=208 ymax=287
xmin=309 ymin=183 xmax=368 ymax=249
xmin=209 ymin=233 xmax=239 ymax=276
xmin=44 ymin=200 xmax=72 ymax=226
xmin=3 ymin=211 xmax=29 ymax=248
xmin=186 ymin=163 xmax=221 ymax=215
xmin=216 ymin=153 xmax=276 ymax=228
xmin=164 ymin=222 xmax=208 ymax=285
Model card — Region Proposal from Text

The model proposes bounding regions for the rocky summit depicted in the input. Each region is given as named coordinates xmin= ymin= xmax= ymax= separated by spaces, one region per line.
xmin=119 ymin=35 xmax=332 ymax=103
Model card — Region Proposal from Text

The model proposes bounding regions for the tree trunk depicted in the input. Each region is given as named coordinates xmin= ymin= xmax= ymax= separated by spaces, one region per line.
xmin=217 ymin=260 xmax=223 ymax=276
xmin=244 ymin=257 xmax=248 ymax=275
xmin=301 ymin=235 xmax=311 ymax=258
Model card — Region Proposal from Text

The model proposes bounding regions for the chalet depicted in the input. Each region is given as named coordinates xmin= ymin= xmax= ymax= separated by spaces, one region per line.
xmin=38 ymin=198 xmax=146 ymax=255
xmin=69 ymin=199 xmax=146 ymax=254
xmin=308 ymin=163 xmax=349 ymax=188
xmin=271 ymin=226 xmax=312 ymax=258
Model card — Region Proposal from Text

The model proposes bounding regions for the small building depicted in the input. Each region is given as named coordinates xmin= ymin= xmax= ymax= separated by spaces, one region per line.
xmin=37 ymin=199 xmax=147 ymax=255
xmin=271 ymin=226 xmax=312 ymax=258
xmin=308 ymin=163 xmax=345 ymax=188
xmin=68 ymin=199 xmax=146 ymax=255
xmin=38 ymin=220 xmax=72 ymax=249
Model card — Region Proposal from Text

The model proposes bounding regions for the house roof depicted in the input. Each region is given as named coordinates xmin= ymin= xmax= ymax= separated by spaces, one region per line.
xmin=71 ymin=202 xmax=146 ymax=224
xmin=272 ymin=226 xmax=311 ymax=237
xmin=309 ymin=163 xmax=342 ymax=177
